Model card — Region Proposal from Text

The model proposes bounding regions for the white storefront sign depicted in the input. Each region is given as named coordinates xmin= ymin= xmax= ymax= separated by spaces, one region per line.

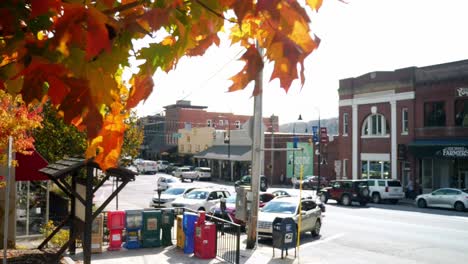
xmin=457 ymin=87 xmax=468 ymax=97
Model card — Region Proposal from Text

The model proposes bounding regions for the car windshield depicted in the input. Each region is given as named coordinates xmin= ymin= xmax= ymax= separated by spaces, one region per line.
xmin=261 ymin=201 xmax=297 ymax=214
xmin=185 ymin=190 xmax=209 ymax=200
xmin=226 ymin=195 xmax=236 ymax=203
xmin=163 ymin=188 xmax=185 ymax=195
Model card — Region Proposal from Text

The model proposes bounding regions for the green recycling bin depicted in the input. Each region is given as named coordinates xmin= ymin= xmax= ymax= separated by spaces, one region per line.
xmin=161 ymin=209 xmax=175 ymax=246
xmin=141 ymin=210 xmax=162 ymax=247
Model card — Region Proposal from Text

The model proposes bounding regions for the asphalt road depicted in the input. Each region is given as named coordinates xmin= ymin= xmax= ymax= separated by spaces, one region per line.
xmin=94 ymin=172 xmax=468 ymax=264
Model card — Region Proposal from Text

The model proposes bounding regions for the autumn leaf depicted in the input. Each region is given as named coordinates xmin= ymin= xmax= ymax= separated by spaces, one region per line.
xmin=306 ymin=0 xmax=323 ymax=11
xmin=30 ymin=0 xmax=61 ymax=18
xmin=228 ymin=45 xmax=264 ymax=96
xmin=126 ymin=72 xmax=154 ymax=109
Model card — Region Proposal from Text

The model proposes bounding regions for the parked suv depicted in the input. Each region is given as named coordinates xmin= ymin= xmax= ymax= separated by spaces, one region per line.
xmin=367 ymin=179 xmax=404 ymax=204
xmin=171 ymin=187 xmax=230 ymax=212
xmin=319 ymin=180 xmax=370 ymax=206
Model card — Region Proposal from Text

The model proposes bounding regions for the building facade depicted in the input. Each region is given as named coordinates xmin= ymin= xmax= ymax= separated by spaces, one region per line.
xmin=337 ymin=59 xmax=468 ymax=193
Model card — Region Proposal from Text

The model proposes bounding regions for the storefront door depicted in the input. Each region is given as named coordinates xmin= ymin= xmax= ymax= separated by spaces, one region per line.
xmin=459 ymin=171 xmax=468 ymax=189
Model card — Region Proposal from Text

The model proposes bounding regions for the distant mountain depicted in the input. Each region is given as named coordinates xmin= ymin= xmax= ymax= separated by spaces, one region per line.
xmin=279 ymin=117 xmax=338 ymax=135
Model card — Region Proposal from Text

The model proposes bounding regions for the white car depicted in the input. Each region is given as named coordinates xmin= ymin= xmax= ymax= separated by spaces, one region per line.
xmin=171 ymin=188 xmax=230 ymax=212
xmin=173 ymin=167 xmax=193 ymax=178
xmin=156 ymin=176 xmax=180 ymax=191
xmin=416 ymin=188 xmax=468 ymax=212
xmin=149 ymin=186 xmax=198 ymax=208
xmin=367 ymin=179 xmax=405 ymax=204
xmin=180 ymin=170 xmax=198 ymax=182
xmin=156 ymin=160 xmax=169 ymax=172
xmin=258 ymin=196 xmax=322 ymax=238
xmin=194 ymin=167 xmax=211 ymax=180
xmin=136 ymin=160 xmax=158 ymax=174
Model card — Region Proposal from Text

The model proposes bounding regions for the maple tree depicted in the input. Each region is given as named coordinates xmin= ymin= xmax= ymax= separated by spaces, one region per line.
xmin=0 ymin=90 xmax=42 ymax=188
xmin=0 ymin=0 xmax=323 ymax=171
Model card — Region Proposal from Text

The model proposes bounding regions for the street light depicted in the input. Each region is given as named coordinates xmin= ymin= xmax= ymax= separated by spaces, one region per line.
xmin=314 ymin=108 xmax=322 ymax=192
xmin=292 ymin=114 xmax=302 ymax=179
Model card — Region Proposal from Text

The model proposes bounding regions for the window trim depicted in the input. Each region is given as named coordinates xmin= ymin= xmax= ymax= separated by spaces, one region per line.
xmin=361 ymin=113 xmax=389 ymax=137
xmin=401 ymin=108 xmax=409 ymax=135
xmin=343 ymin=113 xmax=349 ymax=136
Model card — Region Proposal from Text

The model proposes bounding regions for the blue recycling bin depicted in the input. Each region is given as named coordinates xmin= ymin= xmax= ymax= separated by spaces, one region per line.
xmin=182 ymin=212 xmax=198 ymax=254
xmin=124 ymin=210 xmax=143 ymax=249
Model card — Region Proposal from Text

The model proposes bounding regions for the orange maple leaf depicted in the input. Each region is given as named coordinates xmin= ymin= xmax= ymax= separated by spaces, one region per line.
xmin=228 ymin=45 xmax=264 ymax=96
xmin=126 ymin=72 xmax=154 ymax=109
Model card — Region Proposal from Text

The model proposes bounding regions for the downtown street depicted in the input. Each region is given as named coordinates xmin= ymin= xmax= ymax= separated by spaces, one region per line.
xmin=94 ymin=173 xmax=468 ymax=264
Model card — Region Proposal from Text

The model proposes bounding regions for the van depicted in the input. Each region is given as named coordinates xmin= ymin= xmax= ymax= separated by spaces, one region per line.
xmin=136 ymin=160 xmax=158 ymax=174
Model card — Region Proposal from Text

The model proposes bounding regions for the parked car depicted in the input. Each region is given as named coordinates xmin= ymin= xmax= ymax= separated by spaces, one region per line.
xmin=271 ymin=189 xmax=315 ymax=200
xmin=194 ymin=167 xmax=212 ymax=180
xmin=319 ymin=180 xmax=370 ymax=206
xmin=257 ymin=196 xmax=322 ymax=238
xmin=171 ymin=187 xmax=230 ymax=212
xmin=367 ymin=179 xmax=405 ymax=204
xmin=293 ymin=175 xmax=329 ymax=190
xmin=209 ymin=192 xmax=276 ymax=226
xmin=136 ymin=160 xmax=158 ymax=174
xmin=173 ymin=166 xmax=193 ymax=178
xmin=156 ymin=160 xmax=170 ymax=172
xmin=235 ymin=175 xmax=268 ymax=192
xmin=149 ymin=186 xmax=198 ymax=208
xmin=156 ymin=175 xmax=180 ymax=191
xmin=415 ymin=188 xmax=468 ymax=212
xmin=180 ymin=169 xmax=198 ymax=182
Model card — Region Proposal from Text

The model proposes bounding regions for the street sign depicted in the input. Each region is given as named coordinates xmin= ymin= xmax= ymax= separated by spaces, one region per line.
xmin=312 ymin=135 xmax=318 ymax=143
xmin=320 ymin=127 xmax=327 ymax=134
xmin=293 ymin=136 xmax=298 ymax=148
xmin=312 ymin=126 xmax=318 ymax=134
xmin=320 ymin=135 xmax=328 ymax=144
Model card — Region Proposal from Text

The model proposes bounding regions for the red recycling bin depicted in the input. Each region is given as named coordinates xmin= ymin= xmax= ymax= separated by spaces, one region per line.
xmin=107 ymin=211 xmax=125 ymax=251
xmin=194 ymin=211 xmax=217 ymax=259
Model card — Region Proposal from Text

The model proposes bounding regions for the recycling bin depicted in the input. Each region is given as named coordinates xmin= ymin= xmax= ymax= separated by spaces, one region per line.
xmin=141 ymin=210 xmax=162 ymax=247
xmin=176 ymin=214 xmax=185 ymax=249
xmin=161 ymin=209 xmax=174 ymax=246
xmin=91 ymin=213 xmax=104 ymax=253
xmin=107 ymin=211 xmax=125 ymax=251
xmin=124 ymin=210 xmax=143 ymax=249
xmin=194 ymin=211 xmax=217 ymax=259
xmin=272 ymin=217 xmax=297 ymax=259
xmin=182 ymin=212 xmax=198 ymax=254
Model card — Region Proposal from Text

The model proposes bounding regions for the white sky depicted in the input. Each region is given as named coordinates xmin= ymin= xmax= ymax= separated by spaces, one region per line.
xmin=134 ymin=0 xmax=468 ymax=125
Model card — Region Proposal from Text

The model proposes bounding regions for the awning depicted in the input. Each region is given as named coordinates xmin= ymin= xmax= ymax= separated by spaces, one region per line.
xmin=194 ymin=145 xmax=251 ymax=161
xmin=408 ymin=139 xmax=468 ymax=159
xmin=16 ymin=150 xmax=49 ymax=181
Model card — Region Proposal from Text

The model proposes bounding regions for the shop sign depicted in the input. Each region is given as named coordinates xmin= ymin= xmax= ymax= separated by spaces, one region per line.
xmin=436 ymin=147 xmax=468 ymax=158
xmin=456 ymin=87 xmax=468 ymax=97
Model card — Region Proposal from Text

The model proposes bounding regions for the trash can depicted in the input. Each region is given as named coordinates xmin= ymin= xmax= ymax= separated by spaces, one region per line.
xmin=91 ymin=213 xmax=104 ymax=253
xmin=161 ymin=209 xmax=174 ymax=246
xmin=176 ymin=214 xmax=185 ymax=249
xmin=182 ymin=212 xmax=198 ymax=254
xmin=107 ymin=211 xmax=125 ymax=251
xmin=272 ymin=217 xmax=297 ymax=259
xmin=141 ymin=210 xmax=162 ymax=247
xmin=124 ymin=210 xmax=143 ymax=249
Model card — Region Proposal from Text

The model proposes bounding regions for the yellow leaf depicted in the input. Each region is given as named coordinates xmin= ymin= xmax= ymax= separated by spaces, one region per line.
xmin=306 ymin=0 xmax=323 ymax=11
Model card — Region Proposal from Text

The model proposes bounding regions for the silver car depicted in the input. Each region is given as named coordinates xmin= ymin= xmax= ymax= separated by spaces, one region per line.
xmin=257 ymin=196 xmax=322 ymax=238
xmin=415 ymin=188 xmax=468 ymax=212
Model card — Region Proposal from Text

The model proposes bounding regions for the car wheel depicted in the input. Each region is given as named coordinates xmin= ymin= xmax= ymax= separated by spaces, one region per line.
xmin=454 ymin=201 xmax=465 ymax=212
xmin=372 ymin=193 xmax=381 ymax=204
xmin=319 ymin=193 xmax=328 ymax=204
xmin=417 ymin=199 xmax=427 ymax=208
xmin=341 ymin=194 xmax=351 ymax=206
xmin=190 ymin=179 xmax=194 ymax=182
xmin=311 ymin=220 xmax=321 ymax=237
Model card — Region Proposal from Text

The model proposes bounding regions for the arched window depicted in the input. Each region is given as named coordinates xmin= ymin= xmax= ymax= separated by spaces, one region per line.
xmin=362 ymin=114 xmax=389 ymax=136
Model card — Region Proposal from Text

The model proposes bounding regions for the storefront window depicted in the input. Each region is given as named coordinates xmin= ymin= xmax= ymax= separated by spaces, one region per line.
xmin=422 ymin=159 xmax=433 ymax=189
xmin=362 ymin=114 xmax=389 ymax=136
xmin=361 ymin=160 xmax=390 ymax=179
xmin=16 ymin=181 xmax=48 ymax=237
xmin=424 ymin=101 xmax=446 ymax=127
xmin=454 ymin=99 xmax=468 ymax=127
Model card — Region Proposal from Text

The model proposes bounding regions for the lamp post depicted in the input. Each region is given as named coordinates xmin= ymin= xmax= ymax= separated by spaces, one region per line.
xmin=315 ymin=109 xmax=322 ymax=192
xmin=292 ymin=114 xmax=302 ymax=180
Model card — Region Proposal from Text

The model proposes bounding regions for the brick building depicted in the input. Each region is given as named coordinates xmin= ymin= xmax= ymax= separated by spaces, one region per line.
xmin=337 ymin=59 xmax=468 ymax=193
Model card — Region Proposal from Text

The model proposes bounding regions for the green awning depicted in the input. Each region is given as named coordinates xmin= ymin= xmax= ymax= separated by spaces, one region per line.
xmin=408 ymin=139 xmax=468 ymax=159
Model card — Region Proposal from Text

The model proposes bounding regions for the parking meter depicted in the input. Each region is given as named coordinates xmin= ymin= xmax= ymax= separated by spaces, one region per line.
xmin=272 ymin=217 xmax=297 ymax=259
xmin=141 ymin=210 xmax=162 ymax=247
xmin=161 ymin=209 xmax=174 ymax=246
xmin=124 ymin=210 xmax=143 ymax=249
xmin=157 ymin=188 xmax=164 ymax=208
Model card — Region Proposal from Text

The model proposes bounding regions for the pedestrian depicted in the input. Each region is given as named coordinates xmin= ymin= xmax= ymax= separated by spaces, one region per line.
xmin=406 ymin=179 xmax=414 ymax=199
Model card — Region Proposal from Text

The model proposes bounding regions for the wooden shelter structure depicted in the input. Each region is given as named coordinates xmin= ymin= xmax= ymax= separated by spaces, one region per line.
xmin=37 ymin=157 xmax=136 ymax=264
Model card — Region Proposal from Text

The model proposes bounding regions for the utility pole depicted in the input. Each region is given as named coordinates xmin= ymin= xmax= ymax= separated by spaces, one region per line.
xmin=316 ymin=111 xmax=321 ymax=192
xmin=270 ymin=115 xmax=275 ymax=184
xmin=246 ymin=45 xmax=263 ymax=249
